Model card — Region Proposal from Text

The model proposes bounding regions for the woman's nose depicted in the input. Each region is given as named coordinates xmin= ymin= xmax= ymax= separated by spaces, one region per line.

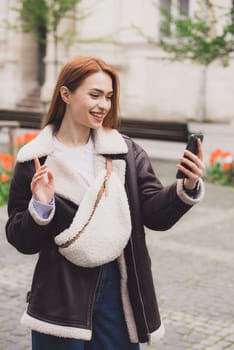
xmin=97 ymin=97 xmax=110 ymax=110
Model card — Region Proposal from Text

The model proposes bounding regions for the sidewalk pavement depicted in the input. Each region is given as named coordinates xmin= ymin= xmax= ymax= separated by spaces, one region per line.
xmin=0 ymin=121 xmax=234 ymax=350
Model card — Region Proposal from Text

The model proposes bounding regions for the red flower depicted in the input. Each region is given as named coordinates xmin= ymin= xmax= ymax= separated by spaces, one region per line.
xmin=4 ymin=160 xmax=13 ymax=171
xmin=23 ymin=131 xmax=39 ymax=143
xmin=0 ymin=153 xmax=13 ymax=171
xmin=0 ymin=173 xmax=9 ymax=182
xmin=16 ymin=136 xmax=24 ymax=146
xmin=16 ymin=131 xmax=39 ymax=148
xmin=222 ymin=163 xmax=231 ymax=171
xmin=210 ymin=149 xmax=223 ymax=164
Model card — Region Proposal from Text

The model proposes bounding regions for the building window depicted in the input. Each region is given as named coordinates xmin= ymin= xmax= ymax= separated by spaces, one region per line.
xmin=159 ymin=0 xmax=189 ymax=37
xmin=178 ymin=0 xmax=189 ymax=16
xmin=159 ymin=0 xmax=172 ymax=37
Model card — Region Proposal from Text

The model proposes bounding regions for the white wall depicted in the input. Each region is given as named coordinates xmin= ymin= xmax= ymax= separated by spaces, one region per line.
xmin=207 ymin=60 xmax=234 ymax=122
xmin=0 ymin=0 xmax=38 ymax=108
xmin=0 ymin=0 xmax=234 ymax=123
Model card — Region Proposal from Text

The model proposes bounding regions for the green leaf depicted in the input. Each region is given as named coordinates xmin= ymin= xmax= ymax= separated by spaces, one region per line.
xmin=155 ymin=0 xmax=234 ymax=66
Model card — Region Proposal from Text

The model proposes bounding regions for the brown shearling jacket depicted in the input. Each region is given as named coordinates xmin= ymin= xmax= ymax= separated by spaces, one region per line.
xmin=5 ymin=127 xmax=204 ymax=344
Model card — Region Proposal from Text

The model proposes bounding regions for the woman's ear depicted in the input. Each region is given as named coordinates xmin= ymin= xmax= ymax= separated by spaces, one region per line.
xmin=60 ymin=86 xmax=70 ymax=104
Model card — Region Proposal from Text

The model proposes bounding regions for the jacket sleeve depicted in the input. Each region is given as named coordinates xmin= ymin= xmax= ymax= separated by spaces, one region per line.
xmin=131 ymin=141 xmax=204 ymax=231
xmin=5 ymin=160 xmax=77 ymax=254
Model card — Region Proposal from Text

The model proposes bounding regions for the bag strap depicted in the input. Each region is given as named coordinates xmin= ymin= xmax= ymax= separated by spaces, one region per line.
xmin=58 ymin=157 xmax=112 ymax=249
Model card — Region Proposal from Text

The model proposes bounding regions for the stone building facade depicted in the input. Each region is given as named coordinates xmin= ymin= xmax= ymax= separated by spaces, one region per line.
xmin=0 ymin=0 xmax=233 ymax=122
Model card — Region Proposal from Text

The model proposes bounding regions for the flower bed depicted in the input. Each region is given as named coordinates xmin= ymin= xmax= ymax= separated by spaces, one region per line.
xmin=0 ymin=131 xmax=38 ymax=206
xmin=0 ymin=153 xmax=13 ymax=206
xmin=205 ymin=149 xmax=234 ymax=186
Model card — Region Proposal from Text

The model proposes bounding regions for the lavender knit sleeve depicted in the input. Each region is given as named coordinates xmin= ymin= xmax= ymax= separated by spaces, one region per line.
xmin=32 ymin=197 xmax=55 ymax=219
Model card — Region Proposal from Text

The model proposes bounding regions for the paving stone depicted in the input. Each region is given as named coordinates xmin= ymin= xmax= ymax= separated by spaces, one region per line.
xmin=226 ymin=335 xmax=234 ymax=343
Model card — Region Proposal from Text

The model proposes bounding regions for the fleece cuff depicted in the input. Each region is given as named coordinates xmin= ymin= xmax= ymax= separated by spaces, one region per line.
xmin=176 ymin=178 xmax=205 ymax=205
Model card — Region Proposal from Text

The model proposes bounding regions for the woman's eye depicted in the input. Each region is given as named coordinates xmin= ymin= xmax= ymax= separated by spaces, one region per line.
xmin=90 ymin=94 xmax=99 ymax=98
xmin=90 ymin=93 xmax=112 ymax=101
xmin=106 ymin=95 xmax=113 ymax=101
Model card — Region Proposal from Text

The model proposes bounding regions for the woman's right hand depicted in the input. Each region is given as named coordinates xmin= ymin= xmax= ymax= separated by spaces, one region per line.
xmin=31 ymin=157 xmax=54 ymax=204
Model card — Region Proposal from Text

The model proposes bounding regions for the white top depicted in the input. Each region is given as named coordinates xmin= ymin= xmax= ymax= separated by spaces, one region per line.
xmin=32 ymin=136 xmax=95 ymax=218
xmin=53 ymin=135 xmax=95 ymax=185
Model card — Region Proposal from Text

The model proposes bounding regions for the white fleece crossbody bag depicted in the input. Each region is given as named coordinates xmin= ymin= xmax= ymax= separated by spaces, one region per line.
xmin=55 ymin=158 xmax=132 ymax=267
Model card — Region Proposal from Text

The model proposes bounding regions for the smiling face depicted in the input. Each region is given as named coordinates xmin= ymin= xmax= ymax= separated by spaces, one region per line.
xmin=61 ymin=71 xmax=113 ymax=131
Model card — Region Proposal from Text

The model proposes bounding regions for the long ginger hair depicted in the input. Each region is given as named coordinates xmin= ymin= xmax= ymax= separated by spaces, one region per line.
xmin=42 ymin=56 xmax=120 ymax=130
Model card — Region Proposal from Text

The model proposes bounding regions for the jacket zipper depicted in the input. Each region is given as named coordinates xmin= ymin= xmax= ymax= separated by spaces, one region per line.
xmin=129 ymin=236 xmax=151 ymax=343
xmin=124 ymin=156 xmax=151 ymax=344
xmin=89 ymin=267 xmax=102 ymax=330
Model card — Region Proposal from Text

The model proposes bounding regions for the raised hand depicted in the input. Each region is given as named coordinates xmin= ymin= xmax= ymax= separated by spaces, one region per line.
xmin=177 ymin=138 xmax=205 ymax=190
xmin=31 ymin=157 xmax=54 ymax=204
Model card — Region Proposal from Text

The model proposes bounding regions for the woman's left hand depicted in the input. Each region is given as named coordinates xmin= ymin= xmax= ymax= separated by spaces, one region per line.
xmin=31 ymin=157 xmax=55 ymax=204
xmin=177 ymin=138 xmax=205 ymax=190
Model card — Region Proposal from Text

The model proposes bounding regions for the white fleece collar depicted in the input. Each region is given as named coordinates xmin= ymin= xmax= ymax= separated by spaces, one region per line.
xmin=17 ymin=124 xmax=128 ymax=162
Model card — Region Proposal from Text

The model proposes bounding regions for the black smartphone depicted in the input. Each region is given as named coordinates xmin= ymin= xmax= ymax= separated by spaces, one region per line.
xmin=176 ymin=132 xmax=204 ymax=179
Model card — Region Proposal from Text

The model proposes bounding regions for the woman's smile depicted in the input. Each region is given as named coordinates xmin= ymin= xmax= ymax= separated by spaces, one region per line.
xmin=90 ymin=111 xmax=106 ymax=122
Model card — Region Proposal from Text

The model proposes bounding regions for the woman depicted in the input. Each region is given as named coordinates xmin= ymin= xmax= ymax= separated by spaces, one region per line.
xmin=6 ymin=56 xmax=205 ymax=350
